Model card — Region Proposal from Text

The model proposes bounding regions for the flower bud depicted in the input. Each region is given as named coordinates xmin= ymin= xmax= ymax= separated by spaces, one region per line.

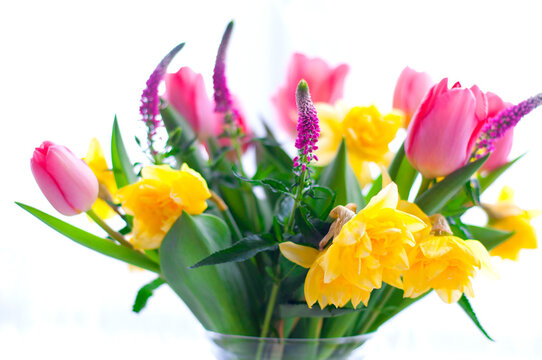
xmin=392 ymin=67 xmax=433 ymax=127
xmin=31 ymin=141 xmax=99 ymax=216
xmin=405 ymin=78 xmax=488 ymax=178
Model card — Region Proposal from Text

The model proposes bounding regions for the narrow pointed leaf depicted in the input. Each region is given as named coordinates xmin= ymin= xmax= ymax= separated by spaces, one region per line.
xmin=111 ymin=116 xmax=138 ymax=188
xmin=466 ymin=225 xmax=514 ymax=251
xmin=415 ymin=156 xmax=488 ymax=214
xmin=132 ymin=277 xmax=165 ymax=313
xmin=190 ymin=234 xmax=276 ymax=268
xmin=318 ymin=139 xmax=365 ymax=208
xmin=16 ymin=203 xmax=160 ymax=273
xmin=478 ymin=154 xmax=524 ymax=192
xmin=458 ymin=295 xmax=494 ymax=341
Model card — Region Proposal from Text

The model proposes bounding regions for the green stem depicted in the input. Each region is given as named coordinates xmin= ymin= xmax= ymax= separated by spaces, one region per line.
xmin=256 ymin=280 xmax=281 ymax=360
xmin=358 ymin=285 xmax=394 ymax=334
xmin=86 ymin=209 xmax=134 ymax=249
xmin=285 ymin=169 xmax=307 ymax=234
xmin=415 ymin=176 xmax=432 ymax=200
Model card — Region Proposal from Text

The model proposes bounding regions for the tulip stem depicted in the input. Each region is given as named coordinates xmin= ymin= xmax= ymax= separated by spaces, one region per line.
xmin=415 ymin=176 xmax=432 ymax=200
xmin=256 ymin=276 xmax=281 ymax=360
xmin=209 ymin=190 xmax=242 ymax=242
xmin=86 ymin=209 xmax=134 ymax=249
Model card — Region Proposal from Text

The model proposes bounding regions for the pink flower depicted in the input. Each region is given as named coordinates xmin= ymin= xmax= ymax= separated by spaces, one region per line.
xmin=482 ymin=92 xmax=514 ymax=172
xmin=405 ymin=78 xmax=488 ymax=178
xmin=164 ymin=67 xmax=222 ymax=140
xmin=31 ymin=141 xmax=99 ymax=216
xmin=392 ymin=67 xmax=433 ymax=126
xmin=272 ymin=53 xmax=349 ymax=135
xmin=164 ymin=67 xmax=250 ymax=144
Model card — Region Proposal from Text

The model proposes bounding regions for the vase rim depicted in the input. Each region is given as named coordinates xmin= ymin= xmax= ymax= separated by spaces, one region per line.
xmin=205 ymin=329 xmax=374 ymax=343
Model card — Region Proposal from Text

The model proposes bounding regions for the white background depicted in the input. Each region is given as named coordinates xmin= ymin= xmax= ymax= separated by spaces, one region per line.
xmin=2 ymin=0 xmax=542 ymax=359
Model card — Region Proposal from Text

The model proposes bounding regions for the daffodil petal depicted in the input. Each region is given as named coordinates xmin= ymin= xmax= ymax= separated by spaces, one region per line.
xmin=279 ymin=242 xmax=319 ymax=268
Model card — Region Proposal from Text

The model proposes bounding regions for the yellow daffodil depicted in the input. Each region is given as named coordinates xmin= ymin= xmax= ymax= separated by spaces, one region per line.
xmin=314 ymin=103 xmax=401 ymax=186
xmin=280 ymin=183 xmax=426 ymax=309
xmin=486 ymin=186 xmax=540 ymax=260
xmin=279 ymin=242 xmax=372 ymax=309
xmin=83 ymin=138 xmax=117 ymax=219
xmin=402 ymin=235 xmax=496 ymax=303
xmin=116 ymin=164 xmax=211 ymax=250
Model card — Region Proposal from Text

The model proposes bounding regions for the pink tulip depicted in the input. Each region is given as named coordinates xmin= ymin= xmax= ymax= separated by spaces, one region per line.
xmin=164 ymin=67 xmax=250 ymax=144
xmin=392 ymin=67 xmax=433 ymax=126
xmin=272 ymin=53 xmax=349 ymax=135
xmin=164 ymin=67 xmax=222 ymax=140
xmin=482 ymin=92 xmax=514 ymax=172
xmin=31 ymin=141 xmax=99 ymax=216
xmin=405 ymin=78 xmax=488 ymax=178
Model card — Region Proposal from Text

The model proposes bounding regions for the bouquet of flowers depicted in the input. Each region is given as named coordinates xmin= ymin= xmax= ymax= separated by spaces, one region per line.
xmin=18 ymin=21 xmax=541 ymax=359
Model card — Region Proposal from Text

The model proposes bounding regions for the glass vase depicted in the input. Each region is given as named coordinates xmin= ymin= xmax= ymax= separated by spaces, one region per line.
xmin=206 ymin=331 xmax=372 ymax=360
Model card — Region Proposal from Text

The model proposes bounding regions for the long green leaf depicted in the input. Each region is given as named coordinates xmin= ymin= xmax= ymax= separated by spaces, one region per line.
xmin=415 ymin=156 xmax=488 ymax=214
xmin=111 ymin=116 xmax=138 ymax=188
xmin=160 ymin=106 xmax=209 ymax=177
xmin=132 ymin=277 xmax=165 ymax=313
xmin=160 ymin=212 xmax=259 ymax=335
xmin=458 ymin=295 xmax=494 ymax=341
xmin=16 ymin=203 xmax=160 ymax=273
xmin=467 ymin=225 xmax=514 ymax=251
xmin=190 ymin=234 xmax=276 ymax=268
xmin=478 ymin=154 xmax=524 ymax=192
xmin=317 ymin=139 xmax=365 ymax=209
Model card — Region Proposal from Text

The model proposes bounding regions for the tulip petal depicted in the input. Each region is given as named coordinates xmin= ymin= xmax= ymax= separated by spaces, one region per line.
xmin=31 ymin=158 xmax=78 ymax=216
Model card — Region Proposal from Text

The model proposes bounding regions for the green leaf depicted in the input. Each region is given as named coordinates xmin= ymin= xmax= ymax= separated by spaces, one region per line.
xmin=304 ymin=185 xmax=336 ymax=220
xmin=458 ymin=295 xmax=494 ymax=341
xmin=111 ymin=116 xmax=138 ymax=188
xmin=233 ymin=171 xmax=291 ymax=196
xmin=160 ymin=106 xmax=208 ymax=177
xmin=132 ymin=277 xmax=165 ymax=313
xmin=255 ymin=137 xmax=294 ymax=174
xmin=415 ymin=156 xmax=488 ymax=214
xmin=278 ymin=304 xmax=358 ymax=318
xmin=190 ymin=234 xmax=276 ymax=268
xmin=317 ymin=139 xmax=365 ymax=208
xmin=478 ymin=154 xmax=524 ymax=192
xmin=159 ymin=212 xmax=259 ymax=335
xmin=466 ymin=225 xmax=514 ymax=251
xmin=16 ymin=203 xmax=160 ymax=273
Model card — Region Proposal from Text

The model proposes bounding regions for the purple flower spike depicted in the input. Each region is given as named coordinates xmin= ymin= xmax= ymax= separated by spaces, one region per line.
xmin=476 ymin=92 xmax=542 ymax=157
xmin=213 ymin=21 xmax=235 ymax=115
xmin=294 ymin=79 xmax=320 ymax=173
xmin=140 ymin=42 xmax=185 ymax=148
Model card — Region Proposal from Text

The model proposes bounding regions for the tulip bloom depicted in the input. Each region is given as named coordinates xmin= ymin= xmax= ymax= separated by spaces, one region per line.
xmin=31 ymin=141 xmax=99 ymax=216
xmin=164 ymin=66 xmax=250 ymax=144
xmin=272 ymin=53 xmax=349 ymax=135
xmin=164 ymin=67 xmax=222 ymax=140
xmin=405 ymin=78 xmax=488 ymax=178
xmin=392 ymin=67 xmax=433 ymax=127
xmin=481 ymin=92 xmax=514 ymax=172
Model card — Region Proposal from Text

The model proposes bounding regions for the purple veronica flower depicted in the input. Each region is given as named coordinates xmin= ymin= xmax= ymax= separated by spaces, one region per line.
xmin=140 ymin=42 xmax=185 ymax=148
xmin=476 ymin=92 xmax=542 ymax=157
xmin=293 ymin=80 xmax=320 ymax=173
xmin=213 ymin=21 xmax=235 ymax=115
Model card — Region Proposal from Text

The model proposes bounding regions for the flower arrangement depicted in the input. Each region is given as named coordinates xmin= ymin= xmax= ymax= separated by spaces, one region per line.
xmin=18 ymin=21 xmax=541 ymax=359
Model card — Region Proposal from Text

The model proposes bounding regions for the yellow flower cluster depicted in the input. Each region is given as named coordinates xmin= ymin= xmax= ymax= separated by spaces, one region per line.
xmin=116 ymin=164 xmax=211 ymax=249
xmin=280 ymin=183 xmax=497 ymax=308
xmin=281 ymin=183 xmax=426 ymax=308
xmin=486 ymin=186 xmax=540 ymax=260
xmin=314 ymin=103 xmax=401 ymax=186
xmin=83 ymin=139 xmax=211 ymax=250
